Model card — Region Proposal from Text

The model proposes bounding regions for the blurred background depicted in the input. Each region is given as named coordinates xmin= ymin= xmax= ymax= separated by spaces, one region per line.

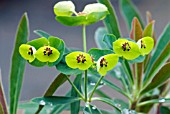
xmin=0 ymin=0 xmax=170 ymax=110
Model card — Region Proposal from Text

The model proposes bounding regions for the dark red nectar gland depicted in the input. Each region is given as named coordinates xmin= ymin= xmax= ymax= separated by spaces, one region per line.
xmin=122 ymin=42 xmax=131 ymax=51
xmin=28 ymin=47 xmax=33 ymax=55
xmin=141 ymin=40 xmax=146 ymax=49
xmin=100 ymin=58 xmax=108 ymax=67
xmin=76 ymin=54 xmax=86 ymax=63
xmin=43 ymin=47 xmax=53 ymax=56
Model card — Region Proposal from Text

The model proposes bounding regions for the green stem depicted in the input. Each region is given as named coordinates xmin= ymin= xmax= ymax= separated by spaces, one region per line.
xmin=89 ymin=76 xmax=104 ymax=102
xmin=83 ymin=25 xmax=87 ymax=52
xmin=84 ymin=70 xmax=88 ymax=102
xmin=65 ymin=75 xmax=85 ymax=100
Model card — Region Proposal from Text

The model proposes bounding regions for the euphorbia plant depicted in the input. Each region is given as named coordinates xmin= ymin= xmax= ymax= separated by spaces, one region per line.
xmin=0 ymin=0 xmax=169 ymax=114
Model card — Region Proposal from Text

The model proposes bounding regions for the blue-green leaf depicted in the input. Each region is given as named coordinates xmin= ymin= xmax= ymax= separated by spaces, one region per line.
xmin=94 ymin=27 xmax=108 ymax=49
xmin=141 ymin=62 xmax=170 ymax=94
xmin=160 ymin=106 xmax=170 ymax=114
xmin=10 ymin=13 xmax=29 ymax=114
xmin=83 ymin=104 xmax=102 ymax=114
xmin=71 ymin=74 xmax=82 ymax=114
xmin=119 ymin=0 xmax=144 ymax=30
xmin=97 ymin=0 xmax=121 ymax=38
xmin=33 ymin=30 xmax=50 ymax=38
xmin=32 ymin=96 xmax=81 ymax=105
xmin=103 ymin=34 xmax=117 ymax=50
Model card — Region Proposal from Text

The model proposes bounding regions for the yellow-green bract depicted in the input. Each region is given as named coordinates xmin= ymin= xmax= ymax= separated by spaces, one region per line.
xmin=137 ymin=37 xmax=154 ymax=56
xmin=65 ymin=51 xmax=93 ymax=70
xmin=19 ymin=44 xmax=36 ymax=62
xmin=97 ymin=54 xmax=119 ymax=76
xmin=35 ymin=46 xmax=60 ymax=62
xmin=113 ymin=39 xmax=140 ymax=60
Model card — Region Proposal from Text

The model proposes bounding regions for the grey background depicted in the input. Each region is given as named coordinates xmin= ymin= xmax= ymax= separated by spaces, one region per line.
xmin=0 ymin=0 xmax=170 ymax=112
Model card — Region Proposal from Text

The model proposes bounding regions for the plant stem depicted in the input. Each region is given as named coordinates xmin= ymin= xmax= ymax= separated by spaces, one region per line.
xmin=82 ymin=25 xmax=87 ymax=52
xmin=84 ymin=70 xmax=88 ymax=102
xmin=82 ymin=25 xmax=88 ymax=102
xmin=65 ymin=75 xmax=85 ymax=100
xmin=89 ymin=76 xmax=104 ymax=102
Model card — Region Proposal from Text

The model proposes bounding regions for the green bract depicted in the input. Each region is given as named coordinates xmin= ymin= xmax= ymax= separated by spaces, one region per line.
xmin=53 ymin=1 xmax=75 ymax=16
xmin=65 ymin=51 xmax=93 ymax=70
xmin=19 ymin=44 xmax=36 ymax=62
xmin=55 ymin=2 xmax=108 ymax=26
xmin=35 ymin=46 xmax=60 ymax=63
xmin=137 ymin=37 xmax=154 ymax=56
xmin=113 ymin=39 xmax=140 ymax=60
xmin=97 ymin=54 xmax=119 ymax=76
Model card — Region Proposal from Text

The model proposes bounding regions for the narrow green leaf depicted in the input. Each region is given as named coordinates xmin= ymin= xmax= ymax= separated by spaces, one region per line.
xmin=71 ymin=74 xmax=82 ymax=114
xmin=145 ymin=23 xmax=170 ymax=77
xmin=83 ymin=104 xmax=102 ymax=114
xmin=33 ymin=30 xmax=50 ymax=38
xmin=95 ymin=90 xmax=111 ymax=99
xmin=144 ymin=42 xmax=170 ymax=87
xmin=129 ymin=17 xmax=143 ymax=41
xmin=137 ymin=98 xmax=170 ymax=107
xmin=35 ymin=73 xmax=69 ymax=114
xmin=103 ymin=34 xmax=117 ymax=50
xmin=141 ymin=62 xmax=170 ymax=94
xmin=0 ymin=69 xmax=8 ymax=114
xmin=10 ymin=13 xmax=29 ymax=114
xmin=119 ymin=0 xmax=144 ymax=30
xmin=32 ymin=96 xmax=81 ymax=105
xmin=94 ymin=27 xmax=108 ymax=49
xmin=160 ymin=106 xmax=170 ymax=114
xmin=143 ymin=20 xmax=155 ymax=37
xmin=92 ymin=97 xmax=121 ymax=112
xmin=97 ymin=0 xmax=121 ymax=38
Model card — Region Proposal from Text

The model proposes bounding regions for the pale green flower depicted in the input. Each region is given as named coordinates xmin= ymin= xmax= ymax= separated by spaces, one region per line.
xmin=113 ymin=39 xmax=140 ymax=60
xmin=35 ymin=46 xmax=60 ymax=62
xmin=97 ymin=54 xmax=119 ymax=76
xmin=66 ymin=51 xmax=93 ymax=70
xmin=137 ymin=37 xmax=154 ymax=56
xmin=19 ymin=44 xmax=36 ymax=62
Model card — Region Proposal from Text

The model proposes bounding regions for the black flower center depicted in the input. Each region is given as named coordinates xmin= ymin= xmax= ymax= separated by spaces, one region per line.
xmin=28 ymin=47 xmax=33 ymax=55
xmin=43 ymin=47 xmax=53 ymax=56
xmin=100 ymin=58 xmax=108 ymax=67
xmin=141 ymin=40 xmax=146 ymax=49
xmin=76 ymin=54 xmax=86 ymax=63
xmin=122 ymin=42 xmax=131 ymax=51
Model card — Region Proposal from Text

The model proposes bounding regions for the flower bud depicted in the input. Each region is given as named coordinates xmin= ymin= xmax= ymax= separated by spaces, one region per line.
xmin=83 ymin=3 xmax=108 ymax=14
xmin=54 ymin=1 xmax=75 ymax=16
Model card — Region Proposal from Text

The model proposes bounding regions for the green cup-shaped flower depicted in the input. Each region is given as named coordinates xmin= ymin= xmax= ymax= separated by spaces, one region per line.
xmin=66 ymin=51 xmax=93 ymax=70
xmin=35 ymin=46 xmax=60 ymax=62
xmin=83 ymin=3 xmax=108 ymax=14
xmin=137 ymin=37 xmax=154 ymax=56
xmin=54 ymin=1 xmax=75 ymax=16
xmin=97 ymin=54 xmax=119 ymax=76
xmin=19 ymin=44 xmax=36 ymax=62
xmin=113 ymin=39 xmax=140 ymax=60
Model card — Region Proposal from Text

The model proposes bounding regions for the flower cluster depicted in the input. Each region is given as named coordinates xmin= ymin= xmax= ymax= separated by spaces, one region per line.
xmin=19 ymin=37 xmax=61 ymax=65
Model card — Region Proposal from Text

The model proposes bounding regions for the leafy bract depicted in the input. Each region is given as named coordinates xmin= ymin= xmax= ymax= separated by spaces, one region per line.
xmin=55 ymin=3 xmax=108 ymax=26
